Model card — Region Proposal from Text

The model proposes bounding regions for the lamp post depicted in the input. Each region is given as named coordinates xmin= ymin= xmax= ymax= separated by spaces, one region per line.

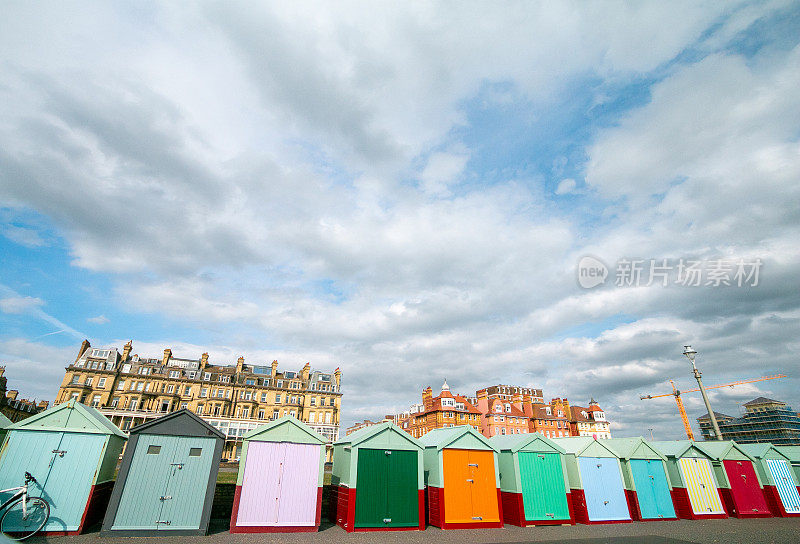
xmin=683 ymin=345 xmax=723 ymax=441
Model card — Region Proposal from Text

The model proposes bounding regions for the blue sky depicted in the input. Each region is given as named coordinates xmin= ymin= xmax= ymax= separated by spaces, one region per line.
xmin=1 ymin=1 xmax=799 ymax=439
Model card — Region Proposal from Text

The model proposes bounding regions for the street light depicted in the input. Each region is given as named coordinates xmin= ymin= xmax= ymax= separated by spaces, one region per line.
xmin=683 ymin=345 xmax=723 ymax=441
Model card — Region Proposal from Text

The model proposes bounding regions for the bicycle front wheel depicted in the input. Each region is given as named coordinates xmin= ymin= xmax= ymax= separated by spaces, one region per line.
xmin=1 ymin=496 xmax=50 ymax=541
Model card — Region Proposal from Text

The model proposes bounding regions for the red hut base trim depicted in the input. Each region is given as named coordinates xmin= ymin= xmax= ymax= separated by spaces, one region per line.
xmin=334 ymin=486 xmax=424 ymax=532
xmin=229 ymin=485 xmax=322 ymax=533
xmin=718 ymin=487 xmax=772 ymax=518
xmin=762 ymin=485 xmax=800 ymax=517
xmin=669 ymin=488 xmax=728 ymax=520
xmin=499 ymin=490 xmax=573 ymax=526
xmin=425 ymin=487 xmax=504 ymax=529
xmin=567 ymin=489 xmax=631 ymax=525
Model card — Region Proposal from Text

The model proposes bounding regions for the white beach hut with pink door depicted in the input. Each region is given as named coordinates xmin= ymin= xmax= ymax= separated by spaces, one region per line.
xmin=229 ymin=416 xmax=327 ymax=533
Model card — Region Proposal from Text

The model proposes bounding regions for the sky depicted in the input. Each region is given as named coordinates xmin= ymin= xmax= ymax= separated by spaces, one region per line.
xmin=1 ymin=1 xmax=799 ymax=440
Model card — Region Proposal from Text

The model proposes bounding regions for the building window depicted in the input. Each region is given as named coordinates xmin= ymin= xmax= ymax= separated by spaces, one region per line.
xmin=272 ymin=409 xmax=279 ymax=420
xmin=167 ymin=385 xmax=174 ymax=393
xmin=136 ymin=382 xmax=144 ymax=391
xmin=276 ymin=380 xmax=283 ymax=388
xmin=261 ymin=393 xmax=267 ymax=402
xmin=245 ymin=379 xmax=255 ymax=385
xmin=325 ymin=412 xmax=332 ymax=423
xmin=258 ymin=410 xmax=265 ymax=420
xmin=181 ymin=403 xmax=188 ymax=409
xmin=129 ymin=398 xmax=139 ymax=411
xmin=97 ymin=378 xmax=107 ymax=388
xmin=169 ymin=370 xmax=180 ymax=378
xmin=197 ymin=404 xmax=204 ymax=415
xmin=71 ymin=375 xmax=80 ymax=384
xmin=85 ymin=377 xmax=93 ymax=386
xmin=309 ymin=412 xmax=316 ymax=423
xmin=201 ymin=388 xmax=208 ymax=397
xmin=203 ymin=372 xmax=211 ymax=381
xmin=110 ymin=397 xmax=119 ymax=407
xmin=117 ymin=380 xmax=125 ymax=390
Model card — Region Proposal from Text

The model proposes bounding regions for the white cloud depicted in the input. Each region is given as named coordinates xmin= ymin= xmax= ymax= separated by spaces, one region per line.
xmin=87 ymin=315 xmax=109 ymax=324
xmin=0 ymin=296 xmax=44 ymax=314
xmin=419 ymin=152 xmax=470 ymax=196
xmin=555 ymin=178 xmax=577 ymax=195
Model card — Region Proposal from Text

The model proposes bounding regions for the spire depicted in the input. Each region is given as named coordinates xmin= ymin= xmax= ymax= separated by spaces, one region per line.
xmin=441 ymin=378 xmax=450 ymax=392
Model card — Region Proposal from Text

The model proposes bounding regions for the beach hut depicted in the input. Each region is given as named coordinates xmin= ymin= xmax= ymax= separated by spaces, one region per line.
xmin=552 ymin=437 xmax=631 ymax=524
xmin=101 ymin=410 xmax=224 ymax=536
xmin=0 ymin=412 xmax=11 ymax=446
xmin=229 ymin=416 xmax=327 ymax=533
xmin=739 ymin=443 xmax=800 ymax=517
xmin=0 ymin=400 xmax=126 ymax=535
xmin=420 ymin=426 xmax=502 ymax=529
xmin=602 ymin=438 xmax=676 ymax=521
xmin=331 ymin=422 xmax=424 ymax=532
xmin=776 ymin=446 xmax=800 ymax=495
xmin=651 ymin=441 xmax=726 ymax=520
xmin=694 ymin=441 xmax=771 ymax=518
xmin=491 ymin=433 xmax=572 ymax=526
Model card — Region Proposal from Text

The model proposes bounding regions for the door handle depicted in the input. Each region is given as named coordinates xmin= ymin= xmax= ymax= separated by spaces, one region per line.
xmin=472 ymin=516 xmax=482 ymax=520
xmin=52 ymin=450 xmax=67 ymax=457
xmin=155 ymin=521 xmax=171 ymax=525
xmin=546 ymin=513 xmax=554 ymax=517
xmin=603 ymin=500 xmax=609 ymax=505
xmin=468 ymin=463 xmax=478 ymax=467
xmin=382 ymin=518 xmax=391 ymax=523
xmin=159 ymin=496 xmax=172 ymax=501
xmin=466 ymin=479 xmax=474 ymax=483
xmin=384 ymin=451 xmax=392 ymax=455
xmin=170 ymin=463 xmax=184 ymax=469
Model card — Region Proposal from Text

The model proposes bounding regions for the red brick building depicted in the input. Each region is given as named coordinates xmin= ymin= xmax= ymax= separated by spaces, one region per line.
xmin=392 ymin=380 xmax=482 ymax=439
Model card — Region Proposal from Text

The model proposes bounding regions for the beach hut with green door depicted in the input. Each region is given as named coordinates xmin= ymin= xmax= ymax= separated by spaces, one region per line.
xmin=739 ymin=443 xmax=800 ymax=517
xmin=491 ymin=433 xmax=572 ymax=526
xmin=331 ymin=422 xmax=424 ymax=532
xmin=101 ymin=410 xmax=224 ymax=536
xmin=0 ymin=400 xmax=126 ymax=535
xmin=603 ymin=438 xmax=676 ymax=521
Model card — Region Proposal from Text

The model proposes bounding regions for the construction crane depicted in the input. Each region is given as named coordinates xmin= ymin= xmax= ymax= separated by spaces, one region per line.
xmin=640 ymin=374 xmax=787 ymax=440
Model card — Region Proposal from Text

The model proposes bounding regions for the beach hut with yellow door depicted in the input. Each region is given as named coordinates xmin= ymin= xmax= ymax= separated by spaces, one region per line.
xmin=420 ymin=426 xmax=503 ymax=529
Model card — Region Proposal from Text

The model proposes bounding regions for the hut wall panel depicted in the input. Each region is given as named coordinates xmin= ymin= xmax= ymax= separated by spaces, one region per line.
xmin=236 ymin=442 xmax=283 ymax=525
xmin=678 ymin=457 xmax=725 ymax=515
xmin=276 ymin=443 xmax=322 ymax=526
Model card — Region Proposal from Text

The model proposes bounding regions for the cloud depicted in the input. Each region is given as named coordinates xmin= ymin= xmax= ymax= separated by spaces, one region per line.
xmin=0 ymin=296 xmax=44 ymax=314
xmin=555 ymin=178 xmax=577 ymax=195
xmin=419 ymin=152 xmax=470 ymax=196
xmin=87 ymin=315 xmax=109 ymax=324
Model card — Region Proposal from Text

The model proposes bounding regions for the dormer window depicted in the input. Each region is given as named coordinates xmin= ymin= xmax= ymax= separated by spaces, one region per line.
xmin=505 ymin=404 xmax=511 ymax=413
xmin=545 ymin=407 xmax=551 ymax=415
xmin=582 ymin=411 xmax=588 ymax=418
xmin=442 ymin=398 xmax=454 ymax=407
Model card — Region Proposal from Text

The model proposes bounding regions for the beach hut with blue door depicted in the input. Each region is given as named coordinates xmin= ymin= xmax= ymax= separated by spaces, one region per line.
xmin=101 ymin=409 xmax=224 ymax=536
xmin=0 ymin=400 xmax=126 ymax=535
xmin=491 ymin=433 xmax=572 ymax=526
xmin=651 ymin=441 xmax=726 ymax=520
xmin=552 ymin=437 xmax=631 ymax=524
xmin=739 ymin=443 xmax=800 ymax=517
xmin=775 ymin=446 xmax=800 ymax=495
xmin=229 ymin=416 xmax=327 ymax=533
xmin=603 ymin=438 xmax=676 ymax=521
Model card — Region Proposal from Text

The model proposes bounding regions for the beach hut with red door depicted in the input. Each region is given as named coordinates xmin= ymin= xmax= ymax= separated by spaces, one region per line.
xmin=695 ymin=441 xmax=771 ymax=518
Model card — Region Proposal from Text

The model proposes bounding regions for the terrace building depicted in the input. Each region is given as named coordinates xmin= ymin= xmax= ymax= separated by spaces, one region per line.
xmin=55 ymin=340 xmax=342 ymax=458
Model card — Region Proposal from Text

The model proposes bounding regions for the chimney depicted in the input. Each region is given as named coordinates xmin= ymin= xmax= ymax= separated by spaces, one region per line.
xmin=0 ymin=366 xmax=4 ymax=378
xmin=334 ymin=367 xmax=341 ymax=388
xmin=38 ymin=400 xmax=49 ymax=409
xmin=422 ymin=386 xmax=434 ymax=410
xmin=271 ymin=360 xmax=279 ymax=378
xmin=77 ymin=339 xmax=91 ymax=361
xmin=200 ymin=352 xmax=209 ymax=371
xmin=475 ymin=389 xmax=489 ymax=416
xmin=122 ymin=340 xmax=133 ymax=362
xmin=563 ymin=398 xmax=571 ymax=418
xmin=236 ymin=356 xmax=245 ymax=374
xmin=7 ymin=390 xmax=19 ymax=401
xmin=302 ymin=362 xmax=311 ymax=381
xmin=162 ymin=348 xmax=172 ymax=366
xmin=512 ymin=393 xmax=524 ymax=412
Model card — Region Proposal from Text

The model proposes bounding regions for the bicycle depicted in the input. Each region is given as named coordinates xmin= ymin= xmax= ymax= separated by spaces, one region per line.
xmin=0 ymin=472 xmax=50 ymax=541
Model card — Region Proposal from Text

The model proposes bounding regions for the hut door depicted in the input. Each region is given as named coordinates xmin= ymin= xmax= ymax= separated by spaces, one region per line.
xmin=41 ymin=432 xmax=106 ymax=532
xmin=766 ymin=460 xmax=800 ymax=513
xmin=467 ymin=451 xmax=499 ymax=522
xmin=578 ymin=457 xmax=629 ymax=521
xmin=630 ymin=459 xmax=675 ymax=519
xmin=112 ymin=435 xmax=179 ymax=531
xmin=354 ymin=448 xmax=418 ymax=528
xmin=723 ymin=460 xmax=770 ymax=516
xmin=276 ymin=443 xmax=320 ymax=526
xmin=442 ymin=449 xmax=472 ymax=523
xmin=519 ymin=452 xmax=569 ymax=522
xmin=236 ymin=442 xmax=283 ymax=525
xmin=678 ymin=458 xmax=724 ymax=514
xmin=158 ymin=437 xmax=216 ymax=530
xmin=0 ymin=430 xmax=63 ymax=533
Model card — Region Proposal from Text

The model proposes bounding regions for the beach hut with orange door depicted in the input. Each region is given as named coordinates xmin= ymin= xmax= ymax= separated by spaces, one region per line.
xmin=420 ymin=426 xmax=503 ymax=529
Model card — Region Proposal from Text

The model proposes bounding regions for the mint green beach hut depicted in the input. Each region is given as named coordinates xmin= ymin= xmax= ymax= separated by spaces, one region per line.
xmin=0 ymin=412 xmax=11 ymax=447
xmin=490 ymin=433 xmax=572 ymax=526
xmin=0 ymin=400 xmax=126 ymax=535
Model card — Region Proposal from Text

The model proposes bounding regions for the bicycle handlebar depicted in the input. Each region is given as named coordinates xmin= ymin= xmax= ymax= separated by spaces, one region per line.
xmin=24 ymin=471 xmax=36 ymax=483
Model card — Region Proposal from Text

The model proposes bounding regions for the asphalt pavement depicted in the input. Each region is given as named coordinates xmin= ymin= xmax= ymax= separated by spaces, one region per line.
xmin=27 ymin=518 xmax=800 ymax=544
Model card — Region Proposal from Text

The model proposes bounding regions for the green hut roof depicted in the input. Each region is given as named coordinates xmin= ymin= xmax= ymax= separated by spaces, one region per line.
xmin=7 ymin=399 xmax=126 ymax=438
xmin=419 ymin=425 xmax=497 ymax=452
xmin=775 ymin=445 xmax=800 ymax=462
xmin=693 ymin=440 xmax=755 ymax=462
xmin=552 ymin=436 xmax=618 ymax=457
xmin=739 ymin=443 xmax=788 ymax=460
xmin=490 ymin=432 xmax=565 ymax=454
xmin=243 ymin=415 xmax=327 ymax=444
xmin=334 ymin=421 xmax=422 ymax=450
xmin=650 ymin=440 xmax=715 ymax=459
xmin=601 ymin=437 xmax=667 ymax=461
